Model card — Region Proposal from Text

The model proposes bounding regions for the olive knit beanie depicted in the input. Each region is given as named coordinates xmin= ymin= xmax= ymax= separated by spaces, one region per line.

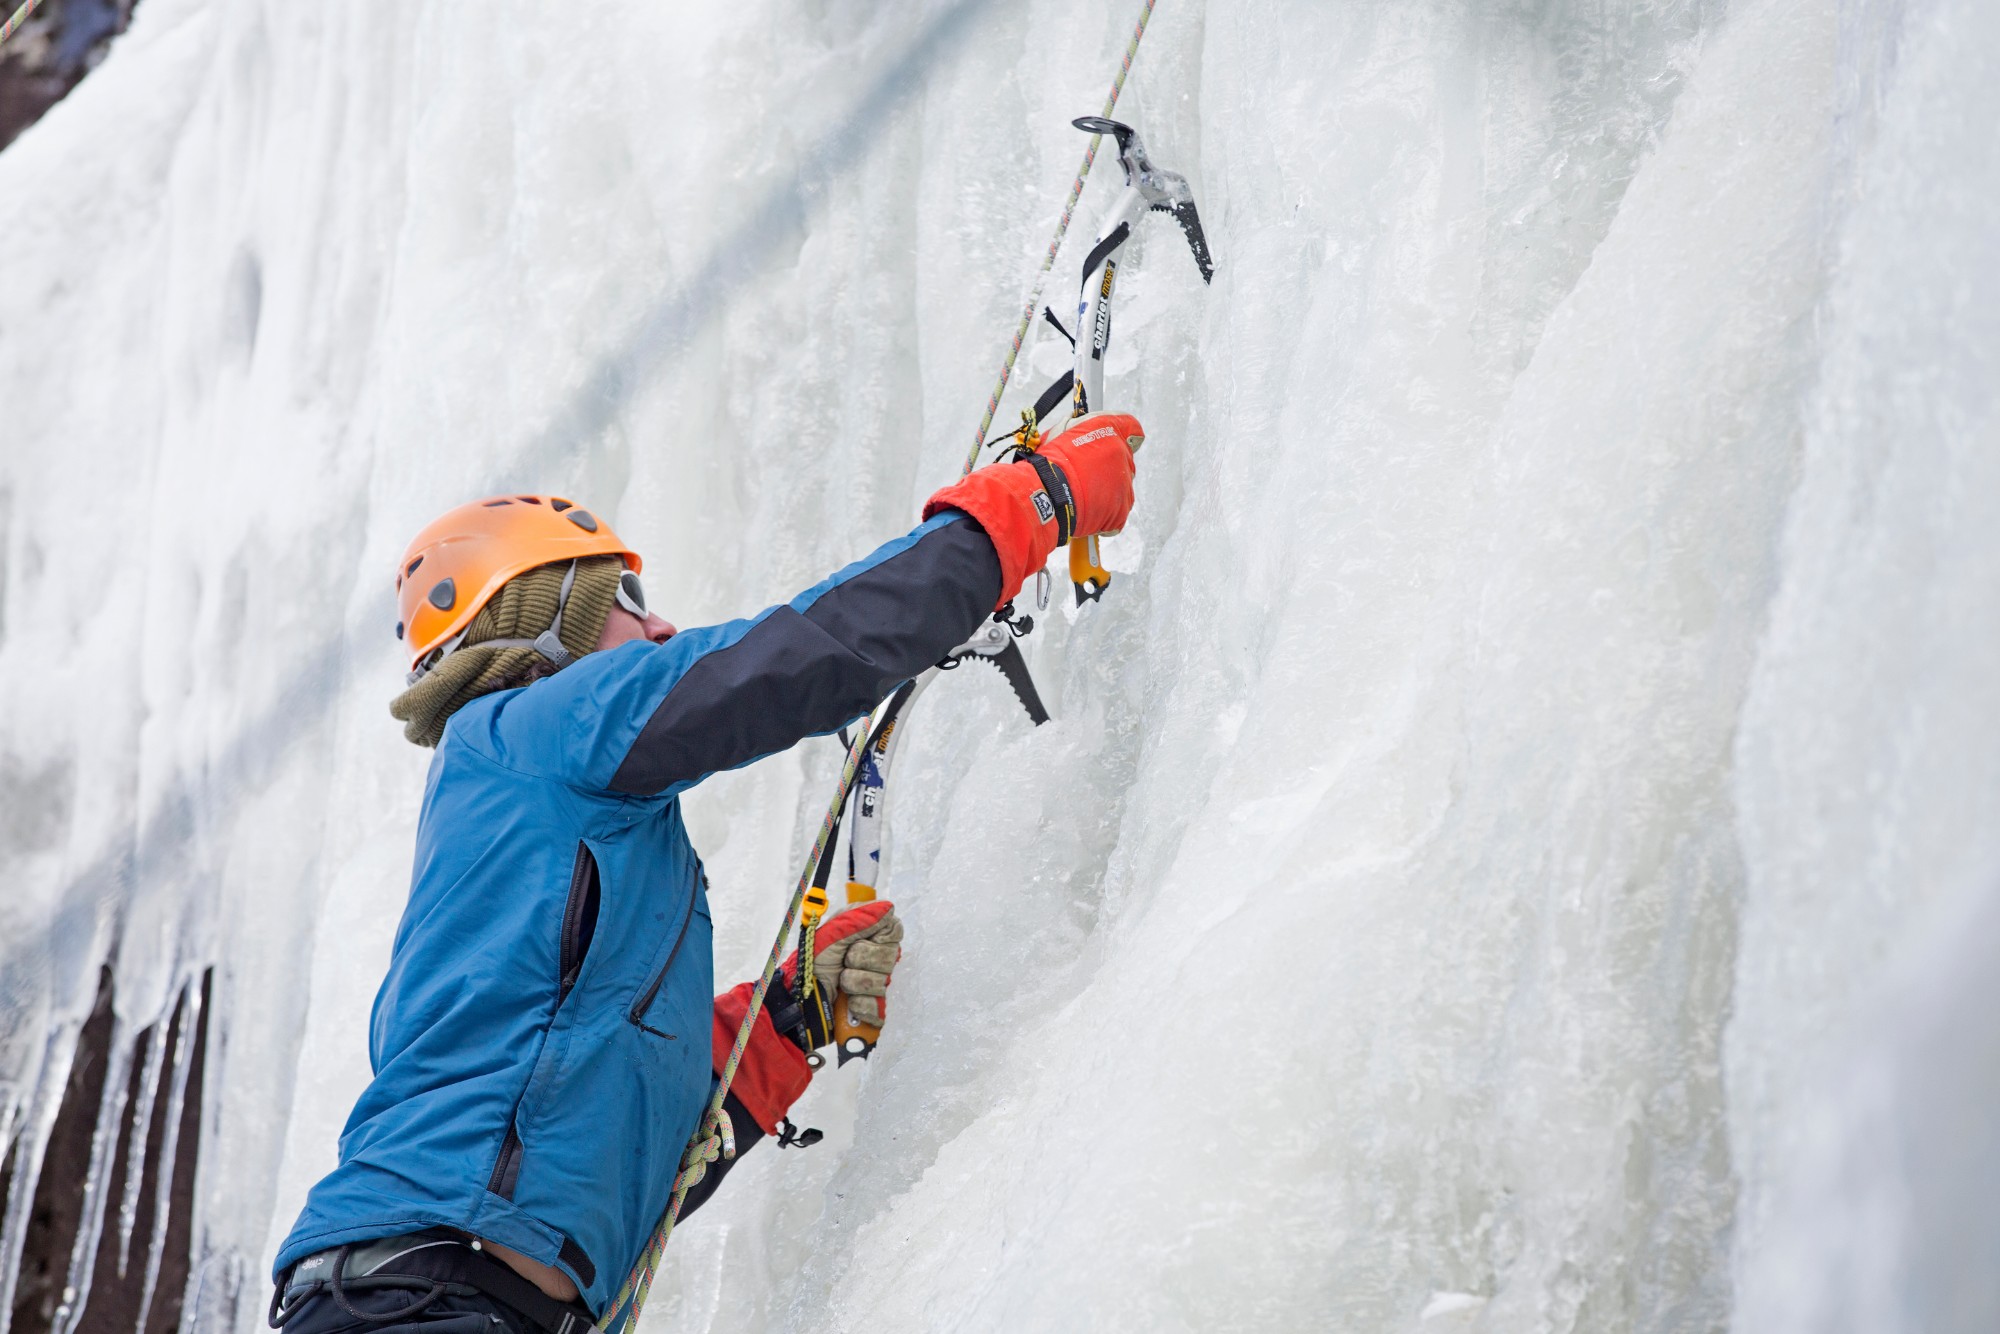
xmin=390 ymin=555 xmax=625 ymax=748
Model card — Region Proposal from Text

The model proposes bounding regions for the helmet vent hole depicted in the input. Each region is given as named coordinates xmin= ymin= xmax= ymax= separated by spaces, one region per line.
xmin=566 ymin=510 xmax=599 ymax=533
xmin=483 ymin=499 xmax=512 ymax=508
xmin=429 ymin=578 xmax=457 ymax=611
xmin=518 ymin=496 xmax=541 ymax=504
xmin=549 ymin=498 xmax=573 ymax=513
xmin=406 ymin=556 xmax=423 ymax=577
xmin=395 ymin=621 xmax=405 ymax=640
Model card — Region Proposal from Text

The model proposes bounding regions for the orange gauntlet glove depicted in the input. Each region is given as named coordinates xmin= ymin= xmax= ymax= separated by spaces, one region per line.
xmin=923 ymin=411 xmax=1144 ymax=607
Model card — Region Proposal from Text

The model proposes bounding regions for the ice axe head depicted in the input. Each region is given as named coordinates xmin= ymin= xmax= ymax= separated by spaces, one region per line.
xmin=1072 ymin=116 xmax=1215 ymax=284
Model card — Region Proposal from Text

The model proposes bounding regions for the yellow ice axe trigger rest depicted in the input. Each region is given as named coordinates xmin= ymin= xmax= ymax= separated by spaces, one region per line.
xmin=1069 ymin=534 xmax=1112 ymax=604
xmin=1066 ymin=429 xmax=1143 ymax=605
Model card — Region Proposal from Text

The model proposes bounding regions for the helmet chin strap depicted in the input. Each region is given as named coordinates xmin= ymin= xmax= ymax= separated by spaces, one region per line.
xmin=406 ymin=560 xmax=581 ymax=686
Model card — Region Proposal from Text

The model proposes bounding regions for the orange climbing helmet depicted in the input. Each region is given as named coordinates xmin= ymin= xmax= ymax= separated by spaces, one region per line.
xmin=395 ymin=494 xmax=641 ymax=674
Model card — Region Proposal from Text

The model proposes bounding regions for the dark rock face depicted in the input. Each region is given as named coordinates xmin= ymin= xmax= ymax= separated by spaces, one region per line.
xmin=0 ymin=0 xmax=139 ymax=152
xmin=1 ymin=968 xmax=208 ymax=1334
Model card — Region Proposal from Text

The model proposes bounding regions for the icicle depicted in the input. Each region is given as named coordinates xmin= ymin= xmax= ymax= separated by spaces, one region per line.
xmin=178 ymin=1249 xmax=245 ymax=1334
xmin=51 ymin=1018 xmax=134 ymax=1334
xmin=114 ymin=1021 xmax=167 ymax=1279
xmin=0 ymin=1028 xmax=77 ymax=1334
xmin=133 ymin=978 xmax=201 ymax=1334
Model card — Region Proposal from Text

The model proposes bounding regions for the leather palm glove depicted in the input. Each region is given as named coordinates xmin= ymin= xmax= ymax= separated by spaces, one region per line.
xmin=813 ymin=904 xmax=904 ymax=1031
xmin=767 ymin=901 xmax=905 ymax=1052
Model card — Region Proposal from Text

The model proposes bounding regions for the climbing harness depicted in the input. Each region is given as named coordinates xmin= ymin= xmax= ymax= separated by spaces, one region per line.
xmin=272 ymin=1233 xmax=596 ymax=1334
xmin=0 ymin=0 xmax=48 ymax=50
xmin=599 ymin=3 xmax=1214 ymax=1328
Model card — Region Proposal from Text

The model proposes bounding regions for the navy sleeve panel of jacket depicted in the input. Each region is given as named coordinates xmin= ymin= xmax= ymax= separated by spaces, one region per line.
xmin=459 ymin=512 xmax=1001 ymax=794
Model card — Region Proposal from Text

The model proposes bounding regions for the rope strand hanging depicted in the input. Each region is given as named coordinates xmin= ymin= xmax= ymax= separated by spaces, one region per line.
xmin=0 ymin=0 xmax=50 ymax=49
xmin=601 ymin=5 xmax=1163 ymax=1328
xmin=596 ymin=729 xmax=871 ymax=1333
xmin=963 ymin=0 xmax=1159 ymax=478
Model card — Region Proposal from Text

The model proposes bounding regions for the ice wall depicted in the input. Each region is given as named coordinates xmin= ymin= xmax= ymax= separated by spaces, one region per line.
xmin=1 ymin=0 xmax=1995 ymax=1331
xmin=1726 ymin=0 xmax=2000 ymax=1327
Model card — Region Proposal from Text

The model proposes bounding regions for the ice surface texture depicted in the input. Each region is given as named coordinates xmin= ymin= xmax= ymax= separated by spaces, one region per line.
xmin=1 ymin=0 xmax=1996 ymax=1331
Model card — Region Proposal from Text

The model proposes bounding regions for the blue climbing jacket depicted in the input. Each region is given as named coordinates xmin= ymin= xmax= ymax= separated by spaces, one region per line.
xmin=274 ymin=513 xmax=999 ymax=1314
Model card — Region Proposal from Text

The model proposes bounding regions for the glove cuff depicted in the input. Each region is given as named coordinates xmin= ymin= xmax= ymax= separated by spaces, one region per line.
xmin=1018 ymin=452 xmax=1077 ymax=545
xmin=711 ymin=981 xmax=813 ymax=1134
xmin=923 ymin=460 xmax=1064 ymax=609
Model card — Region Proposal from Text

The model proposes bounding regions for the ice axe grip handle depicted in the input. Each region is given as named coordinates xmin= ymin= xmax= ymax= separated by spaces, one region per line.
xmin=1066 ymin=428 xmax=1143 ymax=604
xmin=832 ymin=881 xmax=882 ymax=1065
xmin=1069 ymin=535 xmax=1111 ymax=604
xmin=832 ymin=995 xmax=880 ymax=1066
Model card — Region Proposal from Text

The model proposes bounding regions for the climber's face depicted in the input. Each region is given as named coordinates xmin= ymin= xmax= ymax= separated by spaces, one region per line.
xmin=596 ymin=605 xmax=676 ymax=650
xmin=595 ymin=567 xmax=677 ymax=650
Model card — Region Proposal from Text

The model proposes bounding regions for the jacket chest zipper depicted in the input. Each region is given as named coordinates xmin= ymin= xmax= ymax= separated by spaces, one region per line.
xmin=626 ymin=871 xmax=704 ymax=1041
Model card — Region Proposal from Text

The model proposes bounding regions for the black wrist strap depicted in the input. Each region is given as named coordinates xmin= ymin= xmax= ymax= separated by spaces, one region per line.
xmin=768 ymin=974 xmax=831 ymax=1052
xmin=1021 ymin=452 xmax=1077 ymax=546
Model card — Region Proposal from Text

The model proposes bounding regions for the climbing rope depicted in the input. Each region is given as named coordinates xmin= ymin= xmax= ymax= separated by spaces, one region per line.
xmin=0 ymin=0 xmax=49 ymax=49
xmin=603 ymin=5 xmax=1163 ymax=1328
xmin=962 ymin=0 xmax=1160 ymax=477
xmin=596 ymin=727 xmax=872 ymax=1334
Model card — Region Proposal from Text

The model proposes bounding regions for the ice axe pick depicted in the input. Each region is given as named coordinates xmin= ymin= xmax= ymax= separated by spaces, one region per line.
xmin=1064 ymin=115 xmax=1213 ymax=604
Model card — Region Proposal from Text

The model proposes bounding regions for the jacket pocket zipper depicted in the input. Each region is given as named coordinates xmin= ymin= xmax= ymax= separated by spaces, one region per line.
xmin=558 ymin=842 xmax=599 ymax=1006
xmin=490 ymin=843 xmax=599 ymax=1200
xmin=626 ymin=871 xmax=704 ymax=1041
xmin=487 ymin=1125 xmax=524 ymax=1198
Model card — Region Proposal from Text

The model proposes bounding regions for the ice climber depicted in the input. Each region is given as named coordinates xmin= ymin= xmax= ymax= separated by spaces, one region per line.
xmin=266 ymin=411 xmax=1146 ymax=1334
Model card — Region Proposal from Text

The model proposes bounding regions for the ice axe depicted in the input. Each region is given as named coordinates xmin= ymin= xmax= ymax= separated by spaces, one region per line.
xmin=815 ymin=621 xmax=1050 ymax=1065
xmin=1063 ymin=115 xmax=1213 ymax=603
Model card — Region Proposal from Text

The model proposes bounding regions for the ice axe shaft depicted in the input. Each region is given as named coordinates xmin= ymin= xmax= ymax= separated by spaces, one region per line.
xmin=1065 ymin=116 xmax=1209 ymax=604
xmin=829 ymin=620 xmax=1051 ymax=1063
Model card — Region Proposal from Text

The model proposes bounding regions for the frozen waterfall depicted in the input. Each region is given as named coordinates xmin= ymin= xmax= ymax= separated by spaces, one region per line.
xmin=1 ymin=0 xmax=1996 ymax=1330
